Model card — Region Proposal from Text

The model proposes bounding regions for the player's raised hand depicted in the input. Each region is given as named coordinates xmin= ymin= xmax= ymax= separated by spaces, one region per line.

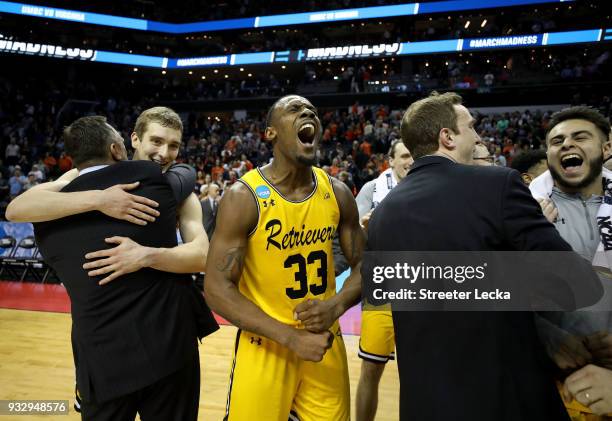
xmin=286 ymin=328 xmax=334 ymax=362
xmin=294 ymin=299 xmax=339 ymax=333
xmin=97 ymin=182 xmax=160 ymax=225
xmin=83 ymin=236 xmax=151 ymax=285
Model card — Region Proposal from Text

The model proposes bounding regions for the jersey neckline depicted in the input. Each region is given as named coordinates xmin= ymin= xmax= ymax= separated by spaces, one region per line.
xmin=256 ymin=167 xmax=318 ymax=204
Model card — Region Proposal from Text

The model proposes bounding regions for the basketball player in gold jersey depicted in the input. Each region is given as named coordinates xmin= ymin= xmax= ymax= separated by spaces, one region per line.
xmin=205 ymin=95 xmax=365 ymax=421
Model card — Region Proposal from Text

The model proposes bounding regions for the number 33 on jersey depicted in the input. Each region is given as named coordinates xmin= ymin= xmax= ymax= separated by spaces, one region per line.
xmin=238 ymin=167 xmax=339 ymax=326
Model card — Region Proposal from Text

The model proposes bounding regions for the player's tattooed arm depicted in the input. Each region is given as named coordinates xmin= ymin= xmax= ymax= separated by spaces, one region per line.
xmin=205 ymin=182 xmax=332 ymax=361
xmin=215 ymin=246 xmax=246 ymax=283
xmin=295 ymin=178 xmax=365 ymax=333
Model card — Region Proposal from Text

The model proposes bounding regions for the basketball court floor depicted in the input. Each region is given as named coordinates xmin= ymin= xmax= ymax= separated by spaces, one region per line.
xmin=0 ymin=281 xmax=399 ymax=420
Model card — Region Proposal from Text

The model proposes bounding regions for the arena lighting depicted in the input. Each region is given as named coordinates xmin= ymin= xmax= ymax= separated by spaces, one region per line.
xmin=465 ymin=20 xmax=471 ymax=29
xmin=0 ymin=28 xmax=605 ymax=69
xmin=481 ymin=19 xmax=488 ymax=27
xmin=0 ymin=0 xmax=574 ymax=34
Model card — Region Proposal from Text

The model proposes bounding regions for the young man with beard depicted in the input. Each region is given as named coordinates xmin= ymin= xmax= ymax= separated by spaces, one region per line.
xmin=530 ymin=106 xmax=612 ymax=417
xmin=354 ymin=139 xmax=413 ymax=421
xmin=205 ymin=95 xmax=365 ymax=421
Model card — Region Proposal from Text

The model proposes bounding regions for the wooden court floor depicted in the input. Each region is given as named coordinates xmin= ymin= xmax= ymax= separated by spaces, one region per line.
xmin=0 ymin=308 xmax=399 ymax=420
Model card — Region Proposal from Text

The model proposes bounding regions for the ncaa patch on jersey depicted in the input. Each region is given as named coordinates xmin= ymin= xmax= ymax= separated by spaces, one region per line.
xmin=255 ymin=185 xmax=271 ymax=199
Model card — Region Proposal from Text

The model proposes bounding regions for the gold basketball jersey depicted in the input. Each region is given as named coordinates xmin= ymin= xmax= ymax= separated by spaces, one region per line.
xmin=238 ymin=167 xmax=340 ymax=326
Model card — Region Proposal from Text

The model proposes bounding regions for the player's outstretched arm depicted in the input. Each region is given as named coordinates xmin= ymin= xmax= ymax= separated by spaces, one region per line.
xmin=205 ymin=182 xmax=333 ymax=362
xmin=6 ymin=170 xmax=159 ymax=225
xmin=294 ymin=178 xmax=365 ymax=332
xmin=84 ymin=193 xmax=209 ymax=284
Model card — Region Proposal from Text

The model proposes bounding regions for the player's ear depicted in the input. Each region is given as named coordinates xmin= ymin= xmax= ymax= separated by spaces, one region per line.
xmin=265 ymin=127 xmax=277 ymax=144
xmin=131 ymin=132 xmax=140 ymax=149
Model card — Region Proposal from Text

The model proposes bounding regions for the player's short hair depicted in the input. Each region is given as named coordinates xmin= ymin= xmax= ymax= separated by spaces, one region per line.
xmin=134 ymin=106 xmax=183 ymax=139
xmin=265 ymin=96 xmax=289 ymax=131
xmin=63 ymin=116 xmax=116 ymax=166
xmin=547 ymin=106 xmax=611 ymax=143
xmin=388 ymin=139 xmax=403 ymax=158
xmin=511 ymin=150 xmax=547 ymax=174
xmin=400 ymin=91 xmax=463 ymax=159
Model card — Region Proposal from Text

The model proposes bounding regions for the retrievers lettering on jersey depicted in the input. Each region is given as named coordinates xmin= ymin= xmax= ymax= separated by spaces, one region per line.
xmin=238 ymin=167 xmax=340 ymax=326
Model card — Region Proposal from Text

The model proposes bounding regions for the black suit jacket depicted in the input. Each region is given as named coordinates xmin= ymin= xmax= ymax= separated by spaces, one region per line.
xmin=35 ymin=161 xmax=218 ymax=403
xmin=200 ymin=197 xmax=217 ymax=239
xmin=367 ymin=156 xmax=596 ymax=421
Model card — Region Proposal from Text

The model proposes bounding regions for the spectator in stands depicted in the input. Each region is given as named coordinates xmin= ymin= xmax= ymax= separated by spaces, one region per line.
xmin=195 ymin=170 xmax=206 ymax=194
xmin=338 ymin=171 xmax=356 ymax=196
xmin=493 ymin=146 xmax=507 ymax=166
xmin=0 ymin=172 xmax=9 ymax=202
xmin=43 ymin=152 xmax=58 ymax=176
xmin=227 ymin=170 xmax=238 ymax=186
xmin=5 ymin=138 xmax=20 ymax=166
xmin=24 ymin=172 xmax=39 ymax=191
xmin=8 ymin=167 xmax=27 ymax=198
xmin=511 ymin=149 xmax=548 ymax=185
xmin=30 ymin=165 xmax=45 ymax=182
xmin=0 ymin=160 xmax=8 ymax=180
xmin=200 ymin=183 xmax=219 ymax=239
xmin=211 ymin=159 xmax=224 ymax=181
xmin=496 ymin=114 xmax=510 ymax=134
xmin=58 ymin=152 xmax=73 ymax=173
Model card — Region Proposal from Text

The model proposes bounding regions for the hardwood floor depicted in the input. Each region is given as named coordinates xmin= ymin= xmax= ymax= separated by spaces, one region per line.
xmin=0 ymin=308 xmax=399 ymax=420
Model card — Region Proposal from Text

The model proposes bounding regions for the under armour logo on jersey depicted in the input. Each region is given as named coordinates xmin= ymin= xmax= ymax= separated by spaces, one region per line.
xmin=250 ymin=336 xmax=262 ymax=345
xmin=262 ymin=199 xmax=276 ymax=208
xmin=324 ymin=192 xmax=330 ymax=199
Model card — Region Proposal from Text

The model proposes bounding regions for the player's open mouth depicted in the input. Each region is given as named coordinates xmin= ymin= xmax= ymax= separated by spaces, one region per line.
xmin=297 ymin=122 xmax=316 ymax=145
xmin=560 ymin=153 xmax=584 ymax=176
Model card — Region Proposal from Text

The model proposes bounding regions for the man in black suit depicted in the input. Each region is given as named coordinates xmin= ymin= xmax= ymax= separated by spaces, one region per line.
xmin=32 ymin=116 xmax=217 ymax=421
xmin=366 ymin=92 xmax=599 ymax=420
xmin=200 ymin=183 xmax=219 ymax=239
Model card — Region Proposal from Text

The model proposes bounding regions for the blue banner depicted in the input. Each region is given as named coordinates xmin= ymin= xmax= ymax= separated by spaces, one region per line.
xmin=545 ymin=29 xmax=602 ymax=45
xmin=463 ymin=34 xmax=543 ymax=50
xmin=0 ymin=27 xmax=603 ymax=70
xmin=0 ymin=0 xmax=573 ymax=34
